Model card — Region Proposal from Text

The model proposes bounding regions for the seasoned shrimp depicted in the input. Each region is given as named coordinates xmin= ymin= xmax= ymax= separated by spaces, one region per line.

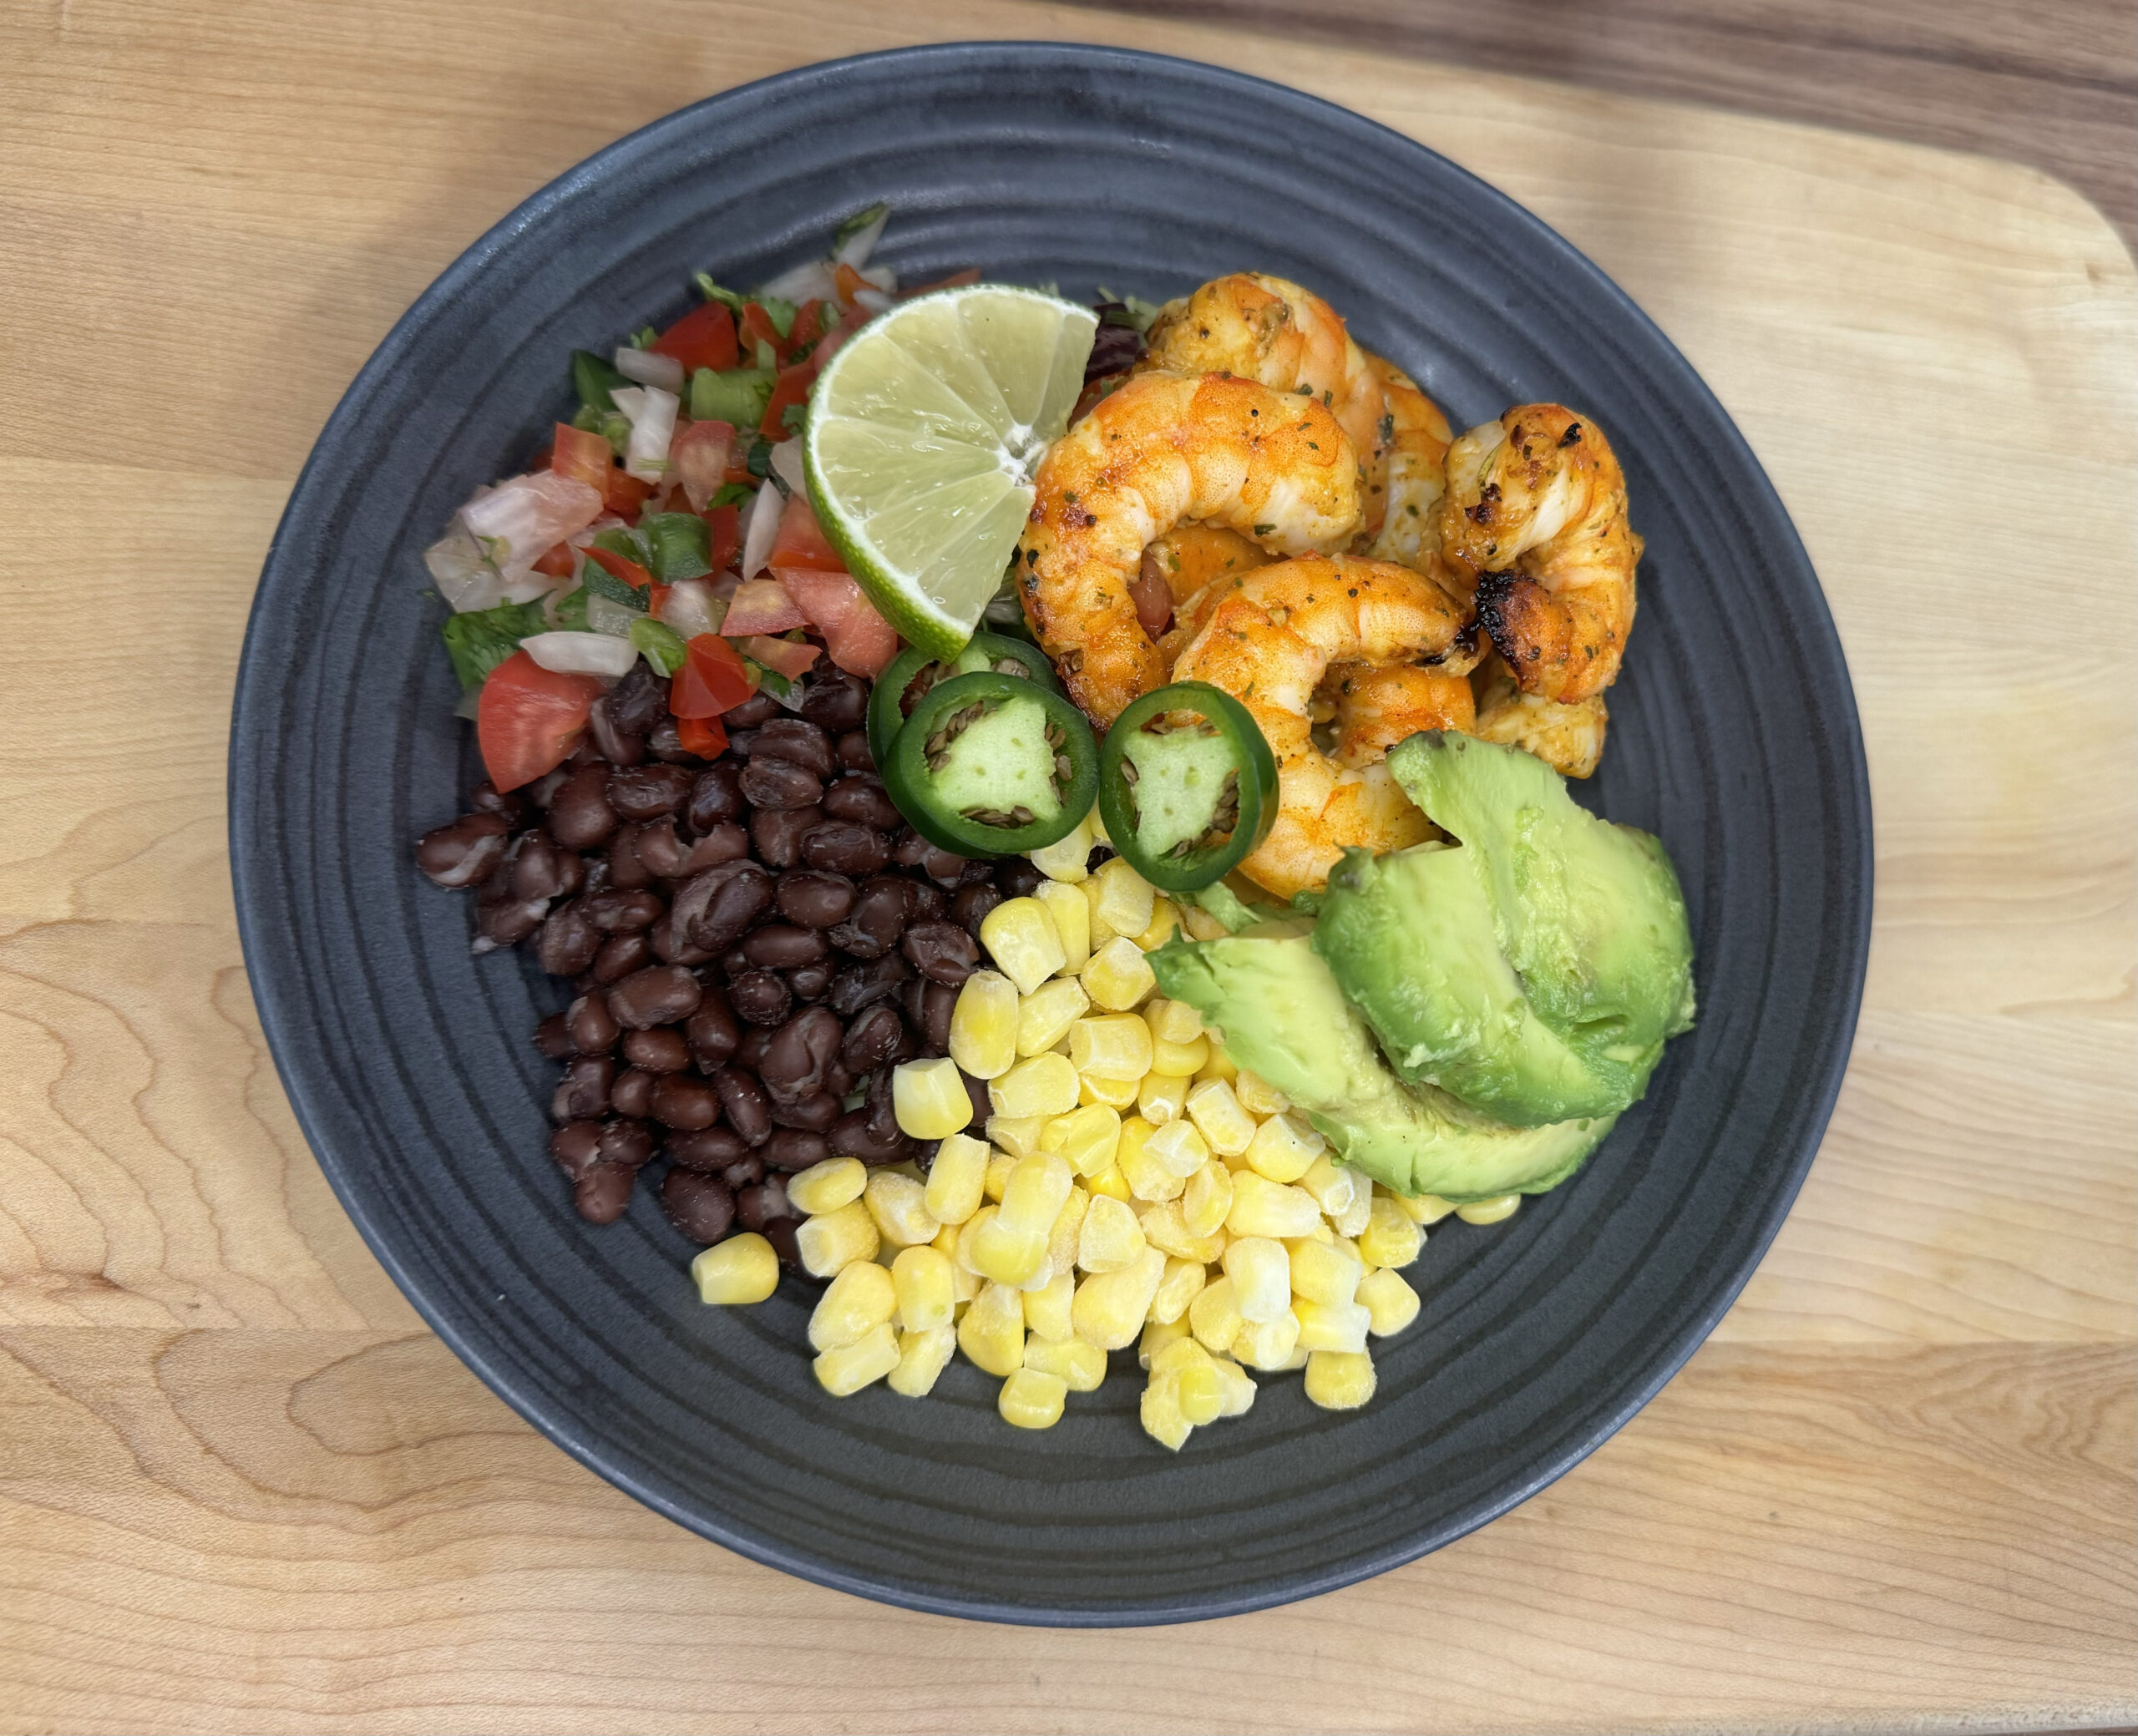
xmin=1143 ymin=274 xmax=1387 ymax=480
xmin=1438 ymin=404 xmax=1638 ymax=704
xmin=1129 ymin=523 xmax=1269 ymax=638
xmin=1169 ymin=555 xmax=1472 ymax=898
xmin=1017 ymin=370 xmax=1360 ymax=725
xmin=1356 ymin=355 xmax=1452 ymax=563
xmin=1470 ymin=654 xmax=1608 ymax=778
xmin=1330 ymin=662 xmax=1475 ymax=768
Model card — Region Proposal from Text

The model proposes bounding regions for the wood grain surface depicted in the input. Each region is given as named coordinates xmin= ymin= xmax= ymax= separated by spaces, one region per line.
xmin=2 ymin=0 xmax=2134 ymax=1731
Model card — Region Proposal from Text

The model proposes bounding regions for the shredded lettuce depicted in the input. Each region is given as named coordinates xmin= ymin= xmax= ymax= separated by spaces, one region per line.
xmin=629 ymin=616 xmax=689 ymax=676
xmin=552 ymin=585 xmax=590 ymax=632
xmin=441 ymin=596 xmax=548 ymax=693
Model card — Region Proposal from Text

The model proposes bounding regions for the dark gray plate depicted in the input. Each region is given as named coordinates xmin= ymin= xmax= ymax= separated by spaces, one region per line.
xmin=229 ymin=43 xmax=1870 ymax=1625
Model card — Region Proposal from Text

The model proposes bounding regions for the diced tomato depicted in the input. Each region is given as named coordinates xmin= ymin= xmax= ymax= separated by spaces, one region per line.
xmin=669 ymin=418 xmax=734 ymax=513
xmin=676 ymin=713 xmax=729 ymax=758
xmin=648 ymin=583 xmax=672 ymax=617
xmin=704 ymin=504 xmax=741 ymax=574
xmin=671 ymin=633 xmax=757 ymax=718
xmin=722 ymin=576 xmax=809 ymax=635
xmin=809 ymin=304 xmax=873 ymax=372
xmin=782 ymin=298 xmax=828 ymax=362
xmin=740 ymin=635 xmax=822 ymax=680
xmin=832 ymin=261 xmax=869 ymax=310
xmin=760 ymin=362 xmax=815 ymax=442
xmin=605 ymin=467 xmax=653 ymax=519
xmin=551 ymin=423 xmax=615 ymax=493
xmin=650 ymin=301 xmax=739 ymax=373
xmin=738 ymin=301 xmax=784 ymax=363
xmin=477 ymin=651 xmax=603 ymax=792
xmin=723 ymin=449 xmax=757 ymax=486
xmin=585 ymin=544 xmax=652 ymax=590
xmin=904 ymin=267 xmax=981 ymax=296
xmin=767 ymin=493 xmax=846 ymax=572
xmin=774 ymin=566 xmax=899 ymax=676
xmin=531 ymin=541 xmax=578 ymax=579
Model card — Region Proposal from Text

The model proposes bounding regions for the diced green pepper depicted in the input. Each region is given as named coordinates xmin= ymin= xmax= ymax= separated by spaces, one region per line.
xmin=571 ymin=349 xmax=628 ymax=413
xmin=639 ymin=512 xmax=712 ymax=583
xmin=629 ymin=617 xmax=688 ymax=677
xmin=689 ymin=366 xmax=776 ymax=428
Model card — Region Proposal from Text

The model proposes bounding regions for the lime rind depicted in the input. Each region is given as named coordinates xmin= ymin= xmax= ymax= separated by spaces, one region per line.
xmin=803 ymin=285 xmax=1097 ymax=659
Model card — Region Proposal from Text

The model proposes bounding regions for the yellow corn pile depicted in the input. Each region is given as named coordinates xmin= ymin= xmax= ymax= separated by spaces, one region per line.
xmin=686 ymin=839 xmax=1501 ymax=1449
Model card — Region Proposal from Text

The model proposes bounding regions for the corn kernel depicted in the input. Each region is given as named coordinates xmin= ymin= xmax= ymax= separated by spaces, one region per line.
xmin=1175 ymin=1359 xmax=1225 ymax=1425
xmin=1077 ymin=1192 xmax=1146 ymax=1273
xmin=808 ymin=1259 xmax=897 ymax=1351
xmin=1144 ymin=1116 xmax=1210 ymax=1179
xmin=1225 ymin=1170 xmax=1324 ymax=1239
xmin=1016 ymin=976 xmax=1090 ymax=1056
xmin=1242 ymin=1111 xmax=1322 ymax=1183
xmin=990 ymin=1052 xmax=1079 ymax=1119
xmin=1140 ymin=1371 xmax=1193 ymax=1450
xmin=691 ymin=1233 xmax=779 ymax=1304
xmin=864 ymin=1170 xmax=940 ymax=1248
xmin=955 ymin=1203 xmax=997 ymax=1275
xmin=923 ymin=1132 xmax=989 ymax=1226
xmin=1044 ymin=1185 xmax=1088 ymax=1281
xmin=795 ymin=1200 xmax=879 ymax=1277
xmin=787 ymin=1156 xmax=868 ymax=1217
xmin=1304 ymin=1348 xmax=1377 ymax=1410
xmin=1147 ymin=1033 xmax=1210 ymax=1077
xmin=1069 ymin=1013 xmax=1154 ymax=1081
xmin=1082 ymin=936 xmax=1158 ymax=1010
xmin=813 ymin=1322 xmax=900 ymax=1394
xmin=1356 ymin=1266 xmax=1421 ymax=1336
xmin=1289 ymin=1237 xmax=1364 ymax=1308
xmin=1073 ymin=1246 xmax=1168 ymax=1350
xmin=889 ymin=1244 xmax=957 ymax=1333
xmin=1026 ymin=817 xmax=1095 ymax=883
xmin=997 ymin=1149 xmax=1074 ymax=1235
xmin=976 ymin=1152 xmax=1016 ymax=1207
xmin=1115 ymin=1116 xmax=1184 ymax=1202
xmin=1033 ymin=879 xmax=1092 ymax=973
xmin=1193 ymin=1044 xmax=1239 ymax=1086
xmin=1457 ymin=1193 xmax=1522 ymax=1225
xmin=1388 ymin=1189 xmax=1459 ymax=1225
xmin=1223 ymin=1236 xmax=1292 ymax=1323
xmin=1134 ymin=899 xmax=1180 ymax=952
xmin=1188 ymin=1274 xmax=1243 ymax=1354
xmin=1294 ymin=1296 xmax=1372 ymax=1354
xmin=1023 ymin=1269 xmax=1076 ymax=1341
xmin=1084 ymin=806 xmax=1110 ymax=848
xmin=1147 ymin=998 xmax=1205 ymax=1045
xmin=1183 ymin=1160 xmax=1234 ymax=1238
xmin=1234 ymin=1308 xmax=1302 ymax=1370
xmin=1359 ymin=1196 xmax=1426 ymax=1268
xmin=1331 ymin=1178 xmax=1373 ymax=1239
xmin=1182 ymin=903 xmax=1230 ymax=941
xmin=885 ymin=1324 xmax=956 ymax=1397
xmin=957 ymin=1281 xmax=1026 ymax=1376
xmin=1092 ymin=856 xmax=1157 ymax=939
xmin=892 ymin=1058 xmax=975 ymax=1139
xmin=998 ymin=1366 xmax=1068 ymax=1429
xmin=1137 ymin=1070 xmax=1189 ymax=1124
xmin=1086 ymin=1161 xmax=1132 ymax=1202
xmin=1082 ymin=873 xmax=1117 ymax=949
xmin=1184 ymin=1079 xmax=1256 ymax=1156
xmin=1078 ymin=1070 xmax=1138 ymax=1109
xmin=1149 ymin=1255 xmax=1208 ymax=1325
xmin=1299 ymin=1151 xmax=1357 ymax=1219
xmin=982 ymin=1120 xmax=1041 ymax=1166
xmin=1138 ymin=1313 xmax=1193 ymax=1368
xmin=951 ymin=1263 xmax=982 ymax=1303
xmin=1138 ymin=1200 xmax=1227 ymax=1264
xmin=980 ymin=897 xmax=1068 ymax=994
xmin=947 ymin=970 xmax=1019 ymax=1080
xmin=1024 ymin=1334 xmax=1107 ymax=1391
xmin=1211 ymin=1354 xmax=1256 ymax=1416
xmin=1234 ymin=1068 xmax=1289 ymax=1116
xmin=970 ymin=1216 xmax=1049 ymax=1287
xmin=1277 ymin=1344 xmax=1311 ymax=1371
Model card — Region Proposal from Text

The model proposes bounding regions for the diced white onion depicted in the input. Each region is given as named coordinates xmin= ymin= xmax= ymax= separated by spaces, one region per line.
xmin=758 ymin=258 xmax=838 ymax=304
xmin=584 ymin=592 xmax=641 ymax=637
xmin=519 ymin=631 xmax=639 ymax=679
xmin=456 ymin=472 xmax=604 ymax=587
xmin=858 ymin=263 xmax=898 ymax=293
xmin=739 ymin=479 xmax=784 ymax=579
xmin=659 ymin=577 xmax=724 ymax=641
xmin=852 ymin=287 xmax=894 ymax=314
xmin=833 ymin=207 xmax=889 ymax=271
xmin=613 ymin=384 xmax=679 ymax=483
xmin=424 ymin=523 xmax=503 ymax=613
xmin=768 ymin=438 xmax=809 ymax=500
xmin=614 ymin=346 xmax=685 ymax=393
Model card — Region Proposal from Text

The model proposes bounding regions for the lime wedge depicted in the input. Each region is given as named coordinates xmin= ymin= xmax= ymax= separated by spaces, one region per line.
xmin=804 ymin=285 xmax=1097 ymax=659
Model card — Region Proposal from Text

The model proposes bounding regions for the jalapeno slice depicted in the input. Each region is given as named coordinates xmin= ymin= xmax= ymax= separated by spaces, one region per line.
xmin=866 ymin=632 xmax=1062 ymax=768
xmin=884 ymin=671 xmax=1099 ymax=858
xmin=1097 ymin=682 xmax=1279 ymax=892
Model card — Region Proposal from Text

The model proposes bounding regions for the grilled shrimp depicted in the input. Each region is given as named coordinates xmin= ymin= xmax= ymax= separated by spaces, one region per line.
xmin=1169 ymin=554 xmax=1472 ymax=898
xmin=1356 ymin=355 xmax=1452 ymax=563
xmin=1330 ymin=663 xmax=1476 ymax=768
xmin=1129 ymin=524 xmax=1270 ymax=637
xmin=1017 ymin=370 xmax=1360 ymax=725
xmin=1142 ymin=273 xmax=1387 ymax=480
xmin=1470 ymin=654 xmax=1608 ymax=778
xmin=1438 ymin=404 xmax=1637 ymax=704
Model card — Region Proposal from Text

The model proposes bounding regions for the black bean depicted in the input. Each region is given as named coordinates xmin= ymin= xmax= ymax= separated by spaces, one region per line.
xmin=713 ymin=1065 xmax=773 ymax=1146
xmin=510 ymin=832 xmax=580 ymax=901
xmin=686 ymin=762 xmax=746 ymax=830
xmin=839 ymin=1004 xmax=910 ymax=1074
xmin=739 ymin=756 xmax=822 ymax=811
xmin=605 ymin=661 xmax=670 ymax=736
xmin=583 ymin=888 xmax=665 ymax=934
xmin=724 ymin=691 xmax=781 ymax=729
xmin=995 ymin=858 xmax=1044 ymax=898
xmin=827 ymin=1060 xmax=856 ymax=1100
xmin=661 ymin=1168 xmax=737 ymax=1244
xmin=820 ymin=777 xmax=903 ymax=831
xmin=608 ymin=762 xmax=694 ymax=820
xmin=719 ymin=945 xmax=753 ymax=980
xmin=680 ymin=994 xmax=741 ymax=1070
xmin=951 ymin=883 xmax=1004 ymax=937
xmin=469 ymin=780 xmax=528 ymax=827
xmin=890 ymin=828 xmax=932 ymax=868
xmin=632 ymin=820 xmax=689 ymax=878
xmin=922 ymin=845 xmax=970 ymax=888
xmin=829 ymin=1108 xmax=916 ymax=1166
xmin=566 ymin=992 xmax=619 ymax=1055
xmin=649 ymin=912 xmax=714 ymax=968
xmin=586 ymin=701 xmax=647 ymax=768
xmin=737 ymin=1025 xmax=773 ymax=1073
xmin=547 ymin=764 xmax=619 ymax=849
xmin=743 ymin=925 xmax=828 ymax=970
xmin=591 ymin=931 xmax=655 ymax=984
xmin=646 ymin=716 xmax=697 ymax=762
xmin=550 ymin=1120 xmax=603 ymax=1180
xmin=906 ymin=880 xmax=948 ymax=923
xmin=835 ymin=730 xmax=874 ymax=772
xmin=826 ymin=878 xmax=908 ymax=958
xmin=682 ymin=822 xmax=751 ymax=873
xmin=721 ymin=1154 xmax=766 ymax=1190
xmin=417 ymin=812 xmax=509 ymax=888
xmin=525 ymin=767 xmax=570 ymax=810
xmin=552 ymin=1055 xmax=613 ymax=1121
xmin=606 ymin=964 xmax=703 ymax=1030
xmin=534 ymin=1013 xmax=575 ymax=1060
xmin=751 ymin=805 xmax=822 ymax=869
xmin=916 ymin=979 xmax=958 ymax=1055
xmin=476 ymin=893 xmax=550 ymax=949
xmin=801 ymin=822 xmax=889 ymax=877
xmin=960 ymin=857 xmax=996 ymax=886
xmin=958 ymin=1067 xmax=992 ymax=1132
xmin=775 ymin=869 xmax=855 ymax=929
xmin=667 ymin=1126 xmax=750 ymax=1172
xmin=763 ymin=1216 xmax=803 ymax=1268
xmin=759 ymin=1006 xmax=843 ymax=1105
xmin=786 ymin=962 xmax=832 ymax=1003
xmin=604 ymin=825 xmax=655 ymax=891
xmin=575 ymin=1162 xmax=636 ymax=1223
xmin=770 ymin=1091 xmax=843 ymax=1132
xmin=622 ymin=1026 xmax=690 ymax=1073
xmin=537 ymin=900 xmax=602 ymax=977
xmin=649 ymin=1073 xmax=721 ymax=1131
xmin=827 ymin=952 xmax=911 ymax=1018
xmin=672 ymin=859 xmax=773 ymax=951
xmin=727 ymin=969 xmax=792 ymax=1028
xmin=764 ymin=1127 xmax=832 ymax=1172
xmin=610 ymin=1068 xmax=655 ymax=1118
xmin=746 ymin=717 xmax=835 ymax=780
xmin=736 ymin=1176 xmax=796 ymax=1232
xmin=600 ymin=1117 xmax=657 ymax=1169
xmin=903 ymin=920 xmax=979 ymax=985
xmin=568 ymin=734 xmax=603 ymax=768
xmin=800 ymin=671 xmax=869 ymax=732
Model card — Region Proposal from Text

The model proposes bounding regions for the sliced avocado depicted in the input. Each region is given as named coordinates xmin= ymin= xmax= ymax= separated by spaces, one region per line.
xmin=1148 ymin=932 xmax=1614 ymax=1202
xmin=1315 ymin=732 xmax=1694 ymax=1127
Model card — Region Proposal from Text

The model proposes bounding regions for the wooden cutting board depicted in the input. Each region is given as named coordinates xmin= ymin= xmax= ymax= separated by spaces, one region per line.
xmin=0 ymin=0 xmax=2131 ymax=1729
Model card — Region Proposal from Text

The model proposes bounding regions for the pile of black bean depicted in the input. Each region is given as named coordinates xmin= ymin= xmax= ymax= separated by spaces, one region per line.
xmin=414 ymin=661 xmax=1045 ymax=1269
